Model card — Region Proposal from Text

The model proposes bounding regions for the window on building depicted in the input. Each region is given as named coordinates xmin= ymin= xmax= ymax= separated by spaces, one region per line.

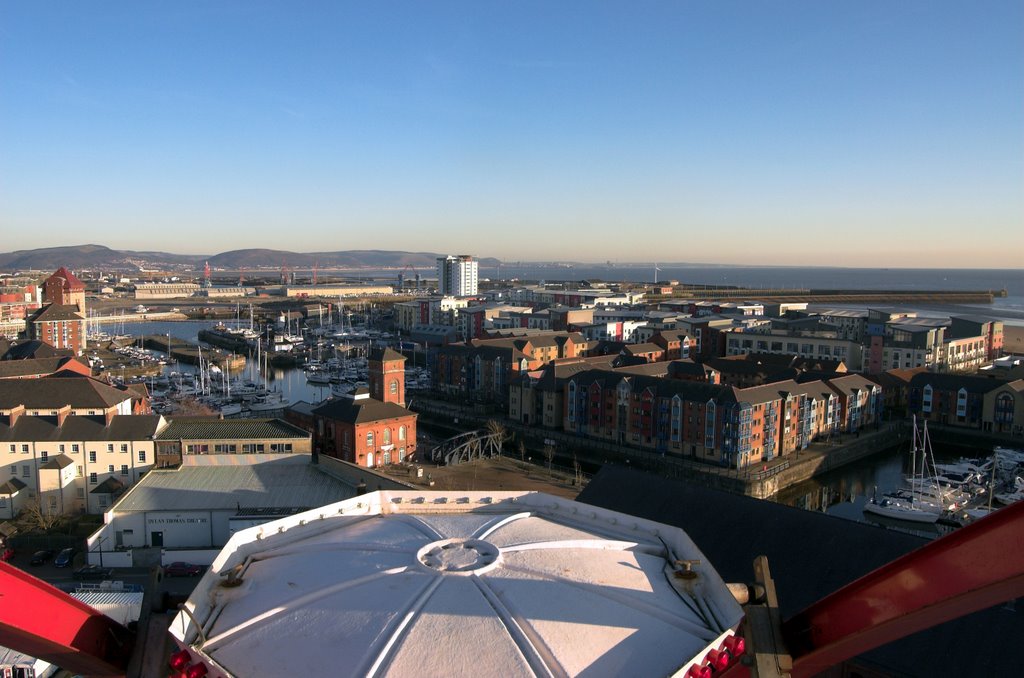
xmin=383 ymin=428 xmax=392 ymax=445
xmin=72 ymin=444 xmax=79 ymax=452
xmin=121 ymin=465 xmax=129 ymax=476
xmin=390 ymin=379 xmax=398 ymax=395
xmin=40 ymin=451 xmax=48 ymax=463
xmin=59 ymin=444 xmax=65 ymax=452
xmin=107 ymin=444 xmax=113 ymax=452
xmin=121 ymin=444 xmax=128 ymax=453
xmin=88 ymin=451 xmax=96 ymax=463
xmin=9 ymin=465 xmax=16 ymax=476
xmin=366 ymin=431 xmax=374 ymax=448
xmin=399 ymin=426 xmax=407 ymax=441
xmin=22 ymin=465 xmax=30 ymax=478
xmin=21 ymin=444 xmax=29 ymax=453
xmin=138 ymin=450 xmax=146 ymax=462
xmin=89 ymin=472 xmax=97 ymax=484
xmin=76 ymin=465 xmax=83 ymax=477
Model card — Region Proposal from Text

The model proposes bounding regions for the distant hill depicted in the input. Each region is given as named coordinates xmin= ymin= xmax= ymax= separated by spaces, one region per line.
xmin=0 ymin=244 xmax=201 ymax=271
xmin=0 ymin=245 xmax=500 ymax=271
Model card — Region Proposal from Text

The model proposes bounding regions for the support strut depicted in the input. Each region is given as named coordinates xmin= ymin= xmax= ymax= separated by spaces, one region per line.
xmin=0 ymin=562 xmax=135 ymax=677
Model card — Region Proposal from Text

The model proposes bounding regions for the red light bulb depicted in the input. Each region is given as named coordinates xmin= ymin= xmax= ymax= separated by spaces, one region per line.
xmin=184 ymin=663 xmax=209 ymax=678
xmin=169 ymin=649 xmax=191 ymax=671
xmin=687 ymin=665 xmax=712 ymax=678
xmin=706 ymin=648 xmax=731 ymax=671
xmin=723 ymin=635 xmax=745 ymax=656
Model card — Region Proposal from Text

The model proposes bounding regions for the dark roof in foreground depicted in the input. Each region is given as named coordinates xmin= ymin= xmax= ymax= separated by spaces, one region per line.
xmin=576 ymin=466 xmax=1023 ymax=678
xmin=1 ymin=340 xmax=75 ymax=361
xmin=0 ymin=415 xmax=164 ymax=442
xmin=0 ymin=373 xmax=134 ymax=410
xmin=156 ymin=418 xmax=310 ymax=441
xmin=28 ymin=304 xmax=84 ymax=323
xmin=0 ymin=357 xmax=87 ymax=379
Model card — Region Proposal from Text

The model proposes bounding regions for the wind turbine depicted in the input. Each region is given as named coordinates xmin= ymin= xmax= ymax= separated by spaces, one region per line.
xmin=654 ymin=262 xmax=662 ymax=284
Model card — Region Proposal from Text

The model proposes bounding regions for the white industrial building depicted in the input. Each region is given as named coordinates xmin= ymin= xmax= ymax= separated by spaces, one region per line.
xmin=86 ymin=454 xmax=411 ymax=567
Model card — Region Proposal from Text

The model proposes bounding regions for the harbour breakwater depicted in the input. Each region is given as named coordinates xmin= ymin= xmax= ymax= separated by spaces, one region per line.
xmin=139 ymin=335 xmax=246 ymax=371
xmin=649 ymin=288 xmax=1003 ymax=304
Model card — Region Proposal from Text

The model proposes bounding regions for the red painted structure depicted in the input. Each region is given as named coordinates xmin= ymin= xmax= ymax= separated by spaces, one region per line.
xmin=0 ymin=562 xmax=134 ymax=676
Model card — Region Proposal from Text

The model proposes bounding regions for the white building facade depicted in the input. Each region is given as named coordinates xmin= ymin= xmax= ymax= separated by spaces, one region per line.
xmin=436 ymin=255 xmax=479 ymax=296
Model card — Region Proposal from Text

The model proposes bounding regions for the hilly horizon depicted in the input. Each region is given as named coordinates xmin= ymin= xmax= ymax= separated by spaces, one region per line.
xmin=0 ymin=244 xmax=502 ymax=272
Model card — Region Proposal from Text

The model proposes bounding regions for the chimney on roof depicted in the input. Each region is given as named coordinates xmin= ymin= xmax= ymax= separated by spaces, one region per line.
xmin=56 ymin=404 xmax=72 ymax=427
xmin=8 ymin=404 xmax=25 ymax=427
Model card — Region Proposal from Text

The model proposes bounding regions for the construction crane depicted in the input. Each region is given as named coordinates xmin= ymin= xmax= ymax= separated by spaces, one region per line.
xmin=398 ymin=264 xmax=419 ymax=291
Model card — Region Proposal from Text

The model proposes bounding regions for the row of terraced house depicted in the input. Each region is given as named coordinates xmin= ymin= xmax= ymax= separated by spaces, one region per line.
xmin=433 ymin=329 xmax=883 ymax=469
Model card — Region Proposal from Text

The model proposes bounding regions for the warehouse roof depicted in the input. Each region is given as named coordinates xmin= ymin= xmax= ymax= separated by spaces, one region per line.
xmin=155 ymin=417 xmax=310 ymax=441
xmin=111 ymin=456 xmax=356 ymax=512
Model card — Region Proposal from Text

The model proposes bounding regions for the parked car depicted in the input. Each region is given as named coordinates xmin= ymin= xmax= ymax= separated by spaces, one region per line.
xmin=54 ymin=547 xmax=76 ymax=567
xmin=165 ymin=561 xmax=204 ymax=577
xmin=29 ymin=549 xmax=55 ymax=566
xmin=73 ymin=564 xmax=114 ymax=580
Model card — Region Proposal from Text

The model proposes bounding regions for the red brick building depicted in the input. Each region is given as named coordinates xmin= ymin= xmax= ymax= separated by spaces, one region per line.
xmin=368 ymin=347 xmax=406 ymax=407
xmin=313 ymin=353 xmax=417 ymax=468
xmin=43 ymin=267 xmax=86 ymax=312
xmin=26 ymin=304 xmax=86 ymax=355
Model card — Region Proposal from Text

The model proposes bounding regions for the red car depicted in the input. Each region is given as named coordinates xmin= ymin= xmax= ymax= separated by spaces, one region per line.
xmin=1 ymin=548 xmax=13 ymax=562
xmin=165 ymin=561 xmax=204 ymax=577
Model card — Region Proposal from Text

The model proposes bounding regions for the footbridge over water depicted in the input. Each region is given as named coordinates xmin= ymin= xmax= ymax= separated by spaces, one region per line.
xmin=430 ymin=429 xmax=505 ymax=465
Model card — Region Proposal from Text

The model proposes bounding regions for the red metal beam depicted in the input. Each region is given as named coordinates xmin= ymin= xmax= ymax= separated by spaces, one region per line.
xmin=783 ymin=500 xmax=1024 ymax=677
xmin=0 ymin=562 xmax=134 ymax=677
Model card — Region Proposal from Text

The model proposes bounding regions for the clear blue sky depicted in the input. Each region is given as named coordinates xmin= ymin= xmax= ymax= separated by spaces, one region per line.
xmin=2 ymin=1 xmax=1021 ymax=266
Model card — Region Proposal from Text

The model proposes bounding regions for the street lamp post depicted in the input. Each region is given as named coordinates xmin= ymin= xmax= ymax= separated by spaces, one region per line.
xmin=94 ymin=535 xmax=107 ymax=567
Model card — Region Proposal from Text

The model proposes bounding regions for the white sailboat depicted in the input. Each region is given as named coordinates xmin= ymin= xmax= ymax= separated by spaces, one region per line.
xmin=864 ymin=417 xmax=941 ymax=524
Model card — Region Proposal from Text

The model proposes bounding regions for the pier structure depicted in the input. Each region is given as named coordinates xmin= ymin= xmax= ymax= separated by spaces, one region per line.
xmin=643 ymin=288 xmax=1003 ymax=304
xmin=139 ymin=335 xmax=246 ymax=371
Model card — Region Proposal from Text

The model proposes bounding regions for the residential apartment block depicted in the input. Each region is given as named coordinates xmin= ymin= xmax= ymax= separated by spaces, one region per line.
xmin=436 ymin=255 xmax=479 ymax=296
xmin=0 ymin=375 xmax=163 ymax=516
xmin=434 ymin=331 xmax=590 ymax=404
xmin=26 ymin=304 xmax=86 ymax=355
xmin=558 ymin=368 xmax=879 ymax=469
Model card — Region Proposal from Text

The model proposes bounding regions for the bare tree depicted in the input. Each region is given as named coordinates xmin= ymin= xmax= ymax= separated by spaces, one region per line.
xmin=544 ymin=443 xmax=556 ymax=473
xmin=486 ymin=419 xmax=509 ymax=457
xmin=18 ymin=497 xmax=64 ymax=532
